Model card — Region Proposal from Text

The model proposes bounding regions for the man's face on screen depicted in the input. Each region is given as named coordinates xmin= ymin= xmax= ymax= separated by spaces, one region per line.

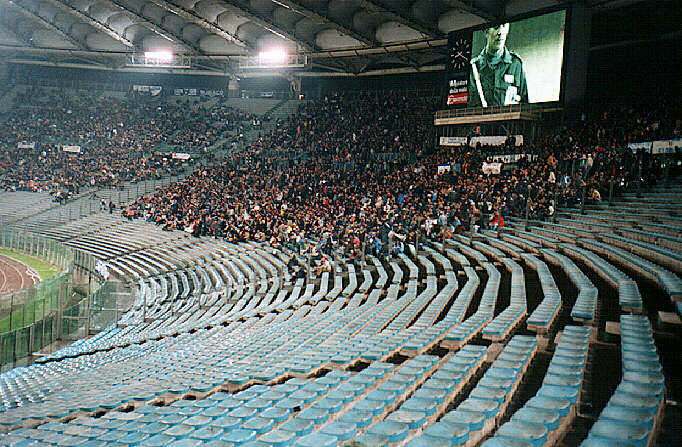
xmin=485 ymin=23 xmax=510 ymax=55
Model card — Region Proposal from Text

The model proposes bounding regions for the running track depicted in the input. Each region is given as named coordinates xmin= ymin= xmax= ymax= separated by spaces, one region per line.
xmin=0 ymin=254 xmax=40 ymax=295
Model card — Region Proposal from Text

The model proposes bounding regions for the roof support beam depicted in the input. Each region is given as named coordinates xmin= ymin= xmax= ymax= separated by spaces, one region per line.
xmin=42 ymin=0 xmax=135 ymax=48
xmin=0 ymin=19 xmax=34 ymax=46
xmin=216 ymin=0 xmax=317 ymax=51
xmin=0 ymin=0 xmax=88 ymax=49
xmin=269 ymin=0 xmax=375 ymax=46
xmin=103 ymin=0 xmax=202 ymax=54
xmin=354 ymin=1 xmax=444 ymax=38
xmin=309 ymin=38 xmax=446 ymax=58
xmin=145 ymin=0 xmax=251 ymax=50
xmin=449 ymin=0 xmax=499 ymax=22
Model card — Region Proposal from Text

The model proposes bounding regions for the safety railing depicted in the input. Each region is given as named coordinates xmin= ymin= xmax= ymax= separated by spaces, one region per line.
xmin=0 ymin=229 xmax=116 ymax=370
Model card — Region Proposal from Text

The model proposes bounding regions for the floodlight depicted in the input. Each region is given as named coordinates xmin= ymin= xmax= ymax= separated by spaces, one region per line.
xmin=258 ymin=48 xmax=288 ymax=65
xmin=144 ymin=51 xmax=174 ymax=63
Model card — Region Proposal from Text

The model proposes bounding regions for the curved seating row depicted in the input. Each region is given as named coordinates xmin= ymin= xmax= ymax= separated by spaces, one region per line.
xmin=578 ymin=239 xmax=682 ymax=304
xmin=521 ymin=253 xmax=562 ymax=334
xmin=443 ymin=260 xmax=499 ymax=349
xmin=357 ymin=345 xmax=487 ymax=446
xmin=482 ymin=258 xmax=526 ymax=342
xmin=540 ymin=248 xmax=598 ymax=324
xmin=581 ymin=315 xmax=664 ymax=447
xmin=484 ymin=325 xmax=591 ymax=447
xmin=410 ymin=335 xmax=538 ymax=446
xmin=560 ymin=244 xmax=644 ymax=314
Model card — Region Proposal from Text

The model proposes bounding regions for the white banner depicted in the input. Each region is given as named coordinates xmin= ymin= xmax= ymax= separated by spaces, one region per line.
xmin=437 ymin=164 xmax=451 ymax=174
xmin=439 ymin=136 xmax=468 ymax=146
xmin=482 ymin=162 xmax=502 ymax=175
xmin=628 ymin=139 xmax=680 ymax=154
xmin=628 ymin=142 xmax=652 ymax=152
xmin=490 ymin=153 xmax=536 ymax=163
xmin=174 ymin=88 xmax=224 ymax=97
xmin=17 ymin=141 xmax=35 ymax=149
xmin=470 ymin=135 xmax=524 ymax=147
xmin=172 ymin=152 xmax=191 ymax=160
xmin=61 ymin=145 xmax=81 ymax=154
xmin=652 ymin=138 xmax=681 ymax=154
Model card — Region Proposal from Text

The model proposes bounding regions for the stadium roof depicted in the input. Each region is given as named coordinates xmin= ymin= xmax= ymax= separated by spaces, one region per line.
xmin=0 ymin=0 xmax=645 ymax=77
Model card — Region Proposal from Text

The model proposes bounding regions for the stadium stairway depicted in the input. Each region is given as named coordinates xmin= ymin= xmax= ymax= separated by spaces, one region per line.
xmin=0 ymin=185 xmax=680 ymax=446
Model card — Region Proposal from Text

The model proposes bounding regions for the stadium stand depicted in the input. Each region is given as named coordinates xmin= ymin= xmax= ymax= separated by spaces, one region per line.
xmin=0 ymin=42 xmax=680 ymax=447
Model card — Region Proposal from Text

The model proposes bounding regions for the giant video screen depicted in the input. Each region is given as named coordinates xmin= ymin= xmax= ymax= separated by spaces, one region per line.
xmin=446 ymin=10 xmax=566 ymax=108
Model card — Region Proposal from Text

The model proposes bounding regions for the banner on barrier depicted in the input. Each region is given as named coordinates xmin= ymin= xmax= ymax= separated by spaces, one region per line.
xmin=628 ymin=142 xmax=652 ymax=152
xmin=172 ymin=152 xmax=191 ymax=160
xmin=61 ymin=145 xmax=81 ymax=154
xmin=174 ymin=88 xmax=224 ymax=97
xmin=652 ymin=138 xmax=681 ymax=154
xmin=133 ymin=85 xmax=162 ymax=96
xmin=490 ymin=153 xmax=536 ymax=163
xmin=470 ymin=135 xmax=524 ymax=147
xmin=437 ymin=164 xmax=451 ymax=174
xmin=628 ymin=138 xmax=680 ymax=154
xmin=17 ymin=141 xmax=35 ymax=149
xmin=439 ymin=136 xmax=468 ymax=146
xmin=482 ymin=162 xmax=502 ymax=174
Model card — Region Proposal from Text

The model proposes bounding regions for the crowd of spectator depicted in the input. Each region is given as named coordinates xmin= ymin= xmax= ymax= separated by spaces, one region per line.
xmin=125 ymin=92 xmax=681 ymax=263
xmin=0 ymin=87 xmax=254 ymax=199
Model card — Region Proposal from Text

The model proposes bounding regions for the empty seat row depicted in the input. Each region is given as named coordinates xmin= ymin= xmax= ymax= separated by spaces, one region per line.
xmin=522 ymin=253 xmax=562 ymax=334
xmin=581 ymin=315 xmax=664 ymax=447
xmin=485 ymin=325 xmax=591 ymax=447
xmin=541 ymin=248 xmax=598 ymax=324
xmin=482 ymin=258 xmax=526 ymax=342
xmin=410 ymin=335 xmax=538 ymax=446
xmin=560 ymin=244 xmax=644 ymax=314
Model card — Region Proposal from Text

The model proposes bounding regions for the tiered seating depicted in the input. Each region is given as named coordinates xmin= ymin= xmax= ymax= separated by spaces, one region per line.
xmin=561 ymin=244 xmax=644 ymax=314
xmin=578 ymin=238 xmax=682 ymax=303
xmin=352 ymin=346 xmax=487 ymax=445
xmin=522 ymin=253 xmax=562 ymax=334
xmin=1 ymin=186 xmax=679 ymax=446
xmin=541 ymin=248 xmax=598 ymax=324
xmin=409 ymin=335 xmax=538 ymax=446
xmin=482 ymin=258 xmax=527 ymax=342
xmin=443 ymin=260 xmax=498 ymax=349
xmin=581 ymin=315 xmax=664 ymax=446
xmin=485 ymin=326 xmax=591 ymax=446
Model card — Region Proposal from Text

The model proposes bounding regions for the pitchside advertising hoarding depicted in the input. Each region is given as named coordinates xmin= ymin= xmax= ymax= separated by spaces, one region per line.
xmin=446 ymin=10 xmax=566 ymax=108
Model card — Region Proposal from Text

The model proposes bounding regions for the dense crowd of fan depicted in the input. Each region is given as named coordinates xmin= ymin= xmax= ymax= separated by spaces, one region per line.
xmin=124 ymin=92 xmax=680 ymax=261
xmin=0 ymin=87 xmax=254 ymax=198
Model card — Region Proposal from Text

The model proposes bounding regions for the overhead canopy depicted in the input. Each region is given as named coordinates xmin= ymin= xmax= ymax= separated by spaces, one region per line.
xmin=0 ymin=0 xmax=645 ymax=76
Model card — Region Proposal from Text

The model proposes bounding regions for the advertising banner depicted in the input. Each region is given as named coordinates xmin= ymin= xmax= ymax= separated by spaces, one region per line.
xmin=437 ymin=164 xmax=451 ymax=174
xmin=17 ymin=141 xmax=35 ymax=149
xmin=439 ymin=136 xmax=468 ymax=146
xmin=172 ymin=152 xmax=191 ymax=160
xmin=482 ymin=162 xmax=502 ymax=174
xmin=61 ymin=145 xmax=81 ymax=154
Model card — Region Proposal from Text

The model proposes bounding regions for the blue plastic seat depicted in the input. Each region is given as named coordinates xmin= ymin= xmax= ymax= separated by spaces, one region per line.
xmin=400 ymin=397 xmax=438 ymax=416
xmin=441 ymin=410 xmax=485 ymax=431
xmin=318 ymin=421 xmax=357 ymax=441
xmin=495 ymin=421 xmax=548 ymax=447
xmin=338 ymin=409 xmax=374 ymax=428
xmin=293 ymin=432 xmax=338 ymax=447
xmin=366 ymin=421 xmax=409 ymax=443
xmin=422 ymin=421 xmax=469 ymax=445
xmin=385 ymin=410 xmax=426 ymax=430
xmin=511 ymin=407 xmax=560 ymax=431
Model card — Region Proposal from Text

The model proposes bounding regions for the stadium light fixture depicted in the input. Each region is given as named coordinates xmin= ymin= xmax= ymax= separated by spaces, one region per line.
xmin=144 ymin=50 xmax=174 ymax=63
xmin=258 ymin=48 xmax=288 ymax=65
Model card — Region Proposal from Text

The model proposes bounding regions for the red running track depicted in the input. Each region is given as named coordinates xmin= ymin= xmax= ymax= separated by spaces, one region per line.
xmin=0 ymin=254 xmax=39 ymax=295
